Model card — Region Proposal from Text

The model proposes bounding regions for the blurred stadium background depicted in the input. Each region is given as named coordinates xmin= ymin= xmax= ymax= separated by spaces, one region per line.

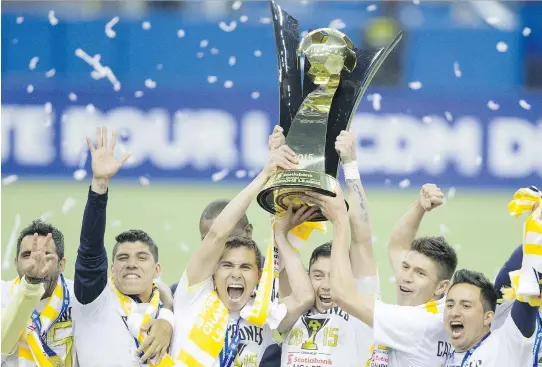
xmin=1 ymin=0 xmax=541 ymax=301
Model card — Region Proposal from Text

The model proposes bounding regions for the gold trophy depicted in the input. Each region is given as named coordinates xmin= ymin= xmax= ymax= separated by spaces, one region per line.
xmin=257 ymin=1 xmax=403 ymax=221
xmin=300 ymin=316 xmax=329 ymax=350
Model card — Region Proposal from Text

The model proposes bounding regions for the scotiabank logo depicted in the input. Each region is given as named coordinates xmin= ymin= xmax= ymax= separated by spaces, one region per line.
xmin=290 ymin=355 xmax=332 ymax=366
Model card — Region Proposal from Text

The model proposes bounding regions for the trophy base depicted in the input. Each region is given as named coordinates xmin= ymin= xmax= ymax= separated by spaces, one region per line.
xmin=301 ymin=341 xmax=318 ymax=350
xmin=257 ymin=169 xmax=341 ymax=222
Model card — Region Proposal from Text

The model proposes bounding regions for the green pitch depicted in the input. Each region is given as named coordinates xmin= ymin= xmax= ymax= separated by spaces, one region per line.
xmin=1 ymin=181 xmax=523 ymax=301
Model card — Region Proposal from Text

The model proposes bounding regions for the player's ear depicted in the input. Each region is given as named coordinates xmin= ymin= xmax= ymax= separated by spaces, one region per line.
xmin=58 ymin=257 xmax=66 ymax=273
xmin=244 ymin=223 xmax=253 ymax=239
xmin=154 ymin=263 xmax=161 ymax=278
xmin=435 ymin=279 xmax=450 ymax=298
xmin=483 ymin=310 xmax=494 ymax=327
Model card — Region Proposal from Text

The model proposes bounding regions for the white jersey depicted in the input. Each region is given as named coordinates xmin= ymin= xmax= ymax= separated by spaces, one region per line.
xmin=72 ymin=283 xmax=171 ymax=367
xmin=281 ymin=275 xmax=379 ymax=367
xmin=372 ymin=298 xmax=451 ymax=367
xmin=1 ymin=278 xmax=76 ymax=367
xmin=171 ymin=273 xmax=278 ymax=367
xmin=446 ymin=314 xmax=535 ymax=367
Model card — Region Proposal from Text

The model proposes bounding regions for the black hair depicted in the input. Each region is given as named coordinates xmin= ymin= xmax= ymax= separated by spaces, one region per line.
xmin=112 ymin=229 xmax=159 ymax=262
xmin=309 ymin=242 xmax=332 ymax=269
xmin=450 ymin=269 xmax=498 ymax=312
xmin=200 ymin=199 xmax=249 ymax=228
xmin=411 ymin=236 xmax=458 ymax=281
xmin=223 ymin=236 xmax=262 ymax=271
xmin=16 ymin=219 xmax=64 ymax=259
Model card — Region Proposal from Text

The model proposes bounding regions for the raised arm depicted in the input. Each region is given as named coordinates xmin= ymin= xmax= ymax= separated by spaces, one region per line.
xmin=274 ymin=206 xmax=317 ymax=333
xmin=494 ymin=244 xmax=522 ymax=298
xmin=185 ymin=139 xmax=298 ymax=286
xmin=388 ymin=184 xmax=444 ymax=274
xmin=335 ymin=130 xmax=375 ymax=278
xmin=74 ymin=126 xmax=130 ymax=304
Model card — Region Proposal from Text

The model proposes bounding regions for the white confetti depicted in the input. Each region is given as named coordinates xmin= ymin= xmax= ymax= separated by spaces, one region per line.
xmin=86 ymin=104 xmax=96 ymax=113
xmin=73 ymin=169 xmax=87 ymax=181
xmin=251 ymin=91 xmax=260 ymax=99
xmin=439 ymin=224 xmax=450 ymax=235
xmin=248 ymin=169 xmax=258 ymax=178
xmin=523 ymin=27 xmax=531 ymax=37
xmin=75 ymin=48 xmax=121 ymax=91
xmin=232 ymin=0 xmax=243 ymax=10
xmin=2 ymin=175 xmax=18 ymax=185
xmin=447 ymin=187 xmax=456 ymax=199
xmin=110 ymin=220 xmax=122 ymax=228
xmin=156 ymin=64 xmax=163 ymax=71
xmin=235 ymin=170 xmax=247 ymax=178
xmin=48 ymin=10 xmax=58 ymax=26
xmin=134 ymin=90 xmax=144 ymax=98
xmin=301 ymin=0 xmax=309 ymax=5
xmin=163 ymin=222 xmax=171 ymax=231
xmin=105 ymin=16 xmax=119 ymax=38
xmin=408 ymin=81 xmax=422 ymax=90
xmin=142 ymin=21 xmax=151 ymax=30
xmin=475 ymin=156 xmax=483 ymax=166
xmin=144 ymin=79 xmax=157 ymax=89
xmin=487 ymin=100 xmax=500 ymax=110
xmin=219 ymin=21 xmax=237 ymax=32
xmin=210 ymin=48 xmax=219 ymax=55
xmin=180 ymin=243 xmax=190 ymax=252
xmin=68 ymin=92 xmax=78 ymax=101
xmin=399 ymin=179 xmax=411 ymax=189
xmin=384 ymin=178 xmax=392 ymax=186
xmin=212 ymin=169 xmax=230 ymax=182
xmin=224 ymin=80 xmax=234 ymax=88
xmin=413 ymin=0 xmax=420 ymax=4
xmin=29 ymin=57 xmax=39 ymax=70
xmin=196 ymin=52 xmax=204 ymax=58
xmin=519 ymin=99 xmax=531 ymax=110
xmin=328 ymin=19 xmax=346 ymax=30
xmin=433 ymin=154 xmax=441 ymax=163
xmin=45 ymin=68 xmax=56 ymax=78
xmin=368 ymin=93 xmax=382 ymax=111
xmin=240 ymin=15 xmax=248 ymax=23
xmin=371 ymin=236 xmax=378 ymax=244
xmin=496 ymin=41 xmax=508 ymax=52
xmin=177 ymin=29 xmax=185 ymax=38
xmin=486 ymin=17 xmax=500 ymax=25
xmin=207 ymin=76 xmax=217 ymax=84
xmin=367 ymin=4 xmax=377 ymax=12
xmin=422 ymin=116 xmax=432 ymax=124
xmin=259 ymin=17 xmax=271 ymax=24
xmin=61 ymin=197 xmax=76 ymax=214
xmin=229 ymin=56 xmax=236 ymax=66
xmin=139 ymin=176 xmax=150 ymax=185
xmin=1 ymin=214 xmax=21 ymax=270
xmin=453 ymin=62 xmax=462 ymax=77
xmin=16 ymin=16 xmax=24 ymax=24
xmin=44 ymin=102 xmax=53 ymax=114
xmin=445 ymin=111 xmax=453 ymax=121
xmin=40 ymin=211 xmax=53 ymax=221
xmin=254 ymin=50 xmax=262 ymax=57
xmin=200 ymin=39 xmax=209 ymax=48
xmin=388 ymin=276 xmax=397 ymax=283
xmin=27 ymin=84 xmax=34 ymax=94
xmin=453 ymin=243 xmax=462 ymax=251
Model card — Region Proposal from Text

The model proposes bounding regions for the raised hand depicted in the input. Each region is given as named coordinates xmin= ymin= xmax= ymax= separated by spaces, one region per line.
xmin=86 ymin=125 xmax=131 ymax=180
xmin=303 ymin=188 xmax=347 ymax=223
xmin=268 ymin=125 xmax=286 ymax=150
xmin=418 ymin=184 xmax=444 ymax=212
xmin=274 ymin=205 xmax=319 ymax=233
xmin=335 ymin=130 xmax=357 ymax=164
xmin=23 ymin=233 xmax=57 ymax=282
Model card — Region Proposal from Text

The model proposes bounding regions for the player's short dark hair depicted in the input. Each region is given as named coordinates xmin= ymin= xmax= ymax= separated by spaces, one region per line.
xmin=223 ymin=236 xmax=262 ymax=271
xmin=200 ymin=199 xmax=249 ymax=229
xmin=16 ymin=219 xmax=64 ymax=259
xmin=450 ymin=269 xmax=498 ymax=312
xmin=411 ymin=236 xmax=457 ymax=281
xmin=112 ymin=229 xmax=159 ymax=262
xmin=309 ymin=242 xmax=332 ymax=269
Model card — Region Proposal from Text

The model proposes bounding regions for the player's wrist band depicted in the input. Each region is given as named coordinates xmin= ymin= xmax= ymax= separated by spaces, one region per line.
xmin=342 ymin=161 xmax=360 ymax=180
xmin=25 ymin=276 xmax=46 ymax=284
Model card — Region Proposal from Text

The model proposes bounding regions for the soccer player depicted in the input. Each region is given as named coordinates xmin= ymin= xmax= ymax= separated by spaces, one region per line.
xmin=73 ymin=126 xmax=175 ymax=366
xmin=1 ymin=220 xmax=75 ymax=366
xmin=305 ymin=184 xmax=458 ymax=366
xmin=199 ymin=199 xmax=253 ymax=241
xmin=444 ymin=269 xmax=537 ymax=366
xmin=280 ymin=130 xmax=379 ymax=367
xmin=170 ymin=140 xmax=314 ymax=366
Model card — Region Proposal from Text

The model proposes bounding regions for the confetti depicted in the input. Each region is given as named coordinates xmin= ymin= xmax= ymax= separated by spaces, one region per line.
xmin=453 ymin=62 xmax=462 ymax=77
xmin=61 ymin=197 xmax=76 ymax=214
xmin=45 ymin=68 xmax=56 ymax=78
xmin=447 ymin=187 xmax=456 ymax=199
xmin=240 ymin=15 xmax=248 ymax=23
xmin=210 ymin=48 xmax=219 ymax=55
xmin=408 ymin=81 xmax=422 ymax=90
xmin=207 ymin=76 xmax=217 ymax=84
xmin=224 ymin=80 xmax=234 ymax=88
xmin=139 ymin=176 xmax=150 ymax=185
xmin=75 ymin=48 xmax=121 ymax=91
xmin=110 ymin=220 xmax=122 ymax=228
xmin=413 ymin=0 xmax=420 ymax=4
xmin=367 ymin=93 xmax=381 ymax=111
xmin=384 ymin=179 xmax=392 ymax=186
xmin=163 ymin=222 xmax=171 ymax=231
xmin=439 ymin=224 xmax=450 ymax=235
xmin=196 ymin=52 xmax=204 ymax=58
xmin=212 ymin=169 xmax=230 ymax=182
xmin=371 ymin=236 xmax=378 ymax=244
xmin=40 ymin=211 xmax=53 ymax=221
xmin=399 ymin=179 xmax=411 ymax=189
xmin=453 ymin=243 xmax=462 ymax=251
xmin=105 ymin=16 xmax=119 ymax=38
xmin=142 ymin=21 xmax=151 ymax=30
xmin=2 ymin=175 xmax=18 ymax=185
xmin=16 ymin=16 xmax=24 ymax=24
xmin=422 ymin=116 xmax=432 ymax=124
xmin=523 ymin=27 xmax=531 ymax=37
xmin=219 ymin=21 xmax=237 ymax=32
xmin=367 ymin=4 xmax=377 ymax=12
xmin=259 ymin=17 xmax=271 ymax=24
xmin=145 ymin=79 xmax=157 ymax=89
xmin=475 ymin=156 xmax=483 ymax=166
xmin=73 ymin=169 xmax=87 ymax=181
xmin=487 ymin=100 xmax=500 ymax=111
xmin=433 ymin=154 xmax=441 ymax=163
xmin=69 ymin=92 xmax=78 ymax=101
xmin=134 ymin=91 xmax=144 ymax=98
xmin=235 ymin=170 xmax=247 ymax=178
xmin=328 ymin=19 xmax=346 ymax=30
xmin=232 ymin=0 xmax=243 ymax=10
xmin=519 ymin=99 xmax=531 ymax=110
xmin=445 ymin=111 xmax=453 ymax=122
xmin=177 ymin=29 xmax=185 ymax=38
xmin=485 ymin=17 xmax=500 ymax=25
xmin=86 ymin=104 xmax=96 ymax=113
xmin=229 ymin=56 xmax=236 ymax=66
xmin=248 ymin=169 xmax=258 ymax=178
xmin=29 ymin=56 xmax=39 ymax=70
xmin=48 ymin=10 xmax=58 ymax=26
xmin=388 ymin=276 xmax=396 ymax=283
xmin=496 ymin=41 xmax=508 ymax=52
xmin=180 ymin=243 xmax=190 ymax=253
xmin=2 ymin=214 xmax=22 ymax=270
xmin=44 ymin=102 xmax=53 ymax=114
xmin=156 ymin=64 xmax=163 ymax=71
xmin=27 ymin=84 xmax=34 ymax=94
xmin=200 ymin=39 xmax=209 ymax=48
xmin=251 ymin=91 xmax=260 ymax=99
xmin=254 ymin=50 xmax=262 ymax=57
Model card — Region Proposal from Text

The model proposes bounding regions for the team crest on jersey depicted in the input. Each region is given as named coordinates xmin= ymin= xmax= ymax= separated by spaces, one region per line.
xmin=300 ymin=316 xmax=330 ymax=350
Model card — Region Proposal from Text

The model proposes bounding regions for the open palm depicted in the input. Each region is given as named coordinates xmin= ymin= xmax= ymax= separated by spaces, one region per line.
xmin=86 ymin=126 xmax=131 ymax=179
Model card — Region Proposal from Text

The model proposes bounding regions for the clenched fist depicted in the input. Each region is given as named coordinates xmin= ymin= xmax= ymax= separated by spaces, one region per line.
xmin=418 ymin=184 xmax=444 ymax=212
xmin=335 ymin=130 xmax=357 ymax=164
